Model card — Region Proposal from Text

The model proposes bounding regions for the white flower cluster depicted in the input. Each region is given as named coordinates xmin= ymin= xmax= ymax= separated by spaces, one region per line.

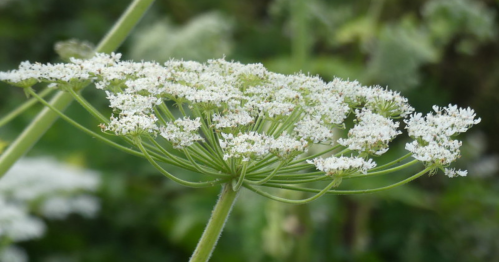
xmin=338 ymin=109 xmax=401 ymax=155
xmin=219 ymin=132 xmax=271 ymax=161
xmin=212 ymin=110 xmax=254 ymax=129
xmin=219 ymin=132 xmax=308 ymax=161
xmin=0 ymin=157 xmax=100 ymax=261
xmin=307 ymin=156 xmax=377 ymax=176
xmin=106 ymin=91 xmax=162 ymax=114
xmin=0 ymin=245 xmax=28 ymax=262
xmin=268 ymin=133 xmax=309 ymax=160
xmin=294 ymin=116 xmax=335 ymax=144
xmin=1 ymin=53 xmax=480 ymax=179
xmin=0 ymin=157 xmax=101 ymax=219
xmin=160 ymin=117 xmax=204 ymax=149
xmin=104 ymin=113 xmax=159 ymax=136
xmin=0 ymin=197 xmax=45 ymax=242
xmin=0 ymin=53 xmax=121 ymax=89
xmin=405 ymin=104 xmax=481 ymax=177
xmin=329 ymin=78 xmax=414 ymax=118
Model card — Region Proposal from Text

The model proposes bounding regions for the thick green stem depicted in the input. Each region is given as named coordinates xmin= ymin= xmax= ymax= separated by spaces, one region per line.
xmin=0 ymin=0 xmax=155 ymax=178
xmin=95 ymin=0 xmax=156 ymax=53
xmin=0 ymin=87 xmax=53 ymax=128
xmin=291 ymin=0 xmax=310 ymax=67
xmin=0 ymin=92 xmax=73 ymax=176
xmin=190 ymin=183 xmax=239 ymax=262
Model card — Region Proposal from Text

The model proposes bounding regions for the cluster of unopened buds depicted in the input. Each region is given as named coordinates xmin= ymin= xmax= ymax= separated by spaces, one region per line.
xmin=0 ymin=53 xmax=480 ymax=203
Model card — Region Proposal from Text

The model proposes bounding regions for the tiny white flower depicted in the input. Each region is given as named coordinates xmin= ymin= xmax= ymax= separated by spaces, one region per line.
xmin=219 ymin=132 xmax=271 ymax=161
xmin=307 ymin=156 xmax=376 ymax=176
xmin=268 ymin=133 xmax=308 ymax=160
xmin=212 ymin=110 xmax=254 ymax=129
xmin=294 ymin=116 xmax=335 ymax=144
xmin=106 ymin=92 xmax=162 ymax=114
xmin=160 ymin=117 xmax=204 ymax=148
xmin=104 ymin=113 xmax=159 ymax=136
xmin=338 ymin=110 xmax=401 ymax=155
xmin=444 ymin=168 xmax=468 ymax=178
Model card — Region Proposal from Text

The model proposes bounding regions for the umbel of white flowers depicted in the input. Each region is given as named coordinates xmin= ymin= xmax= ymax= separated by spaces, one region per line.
xmin=0 ymin=157 xmax=100 ymax=262
xmin=0 ymin=53 xmax=480 ymax=197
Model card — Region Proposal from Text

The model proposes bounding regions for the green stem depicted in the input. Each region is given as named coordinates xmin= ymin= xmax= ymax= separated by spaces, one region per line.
xmin=244 ymin=177 xmax=341 ymax=204
xmin=0 ymin=87 xmax=53 ymax=128
xmin=232 ymin=162 xmax=248 ymax=191
xmin=369 ymin=153 xmax=412 ymax=171
xmin=289 ymin=144 xmax=341 ymax=166
xmin=0 ymin=0 xmax=155 ymax=178
xmin=137 ymin=139 xmax=225 ymax=188
xmin=189 ymin=183 xmax=239 ymax=262
xmin=262 ymin=175 xmax=329 ymax=184
xmin=259 ymin=166 xmax=432 ymax=196
xmin=291 ymin=0 xmax=310 ymax=67
xmin=95 ymin=0 xmax=155 ymax=53
xmin=0 ymin=91 xmax=73 ymax=176
xmin=343 ymin=159 xmax=419 ymax=179
xmin=246 ymin=161 xmax=286 ymax=185
xmin=67 ymin=88 xmax=108 ymax=123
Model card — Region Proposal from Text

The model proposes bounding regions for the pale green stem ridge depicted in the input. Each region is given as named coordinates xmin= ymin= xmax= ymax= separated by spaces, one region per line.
xmin=146 ymin=137 xmax=214 ymax=174
xmin=136 ymin=139 xmax=226 ymax=188
xmin=183 ymin=148 xmax=230 ymax=179
xmin=189 ymin=183 xmax=239 ymax=262
xmin=247 ymin=154 xmax=279 ymax=173
xmin=246 ymin=161 xmax=286 ymax=185
xmin=153 ymin=107 xmax=168 ymax=126
xmin=369 ymin=153 xmax=412 ymax=171
xmin=158 ymin=103 xmax=176 ymax=120
xmin=232 ymin=162 xmax=248 ymax=191
xmin=67 ymin=88 xmax=108 ymax=123
xmin=259 ymin=166 xmax=432 ymax=195
xmin=263 ymin=175 xmax=329 ymax=184
xmin=343 ymin=159 xmax=419 ymax=179
xmin=244 ymin=177 xmax=341 ymax=204
xmin=289 ymin=144 xmax=341 ymax=166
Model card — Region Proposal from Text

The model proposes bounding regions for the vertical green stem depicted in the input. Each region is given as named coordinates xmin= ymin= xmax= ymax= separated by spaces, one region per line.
xmin=291 ymin=0 xmax=310 ymax=68
xmin=190 ymin=183 xmax=239 ymax=262
xmin=0 ymin=0 xmax=155 ymax=178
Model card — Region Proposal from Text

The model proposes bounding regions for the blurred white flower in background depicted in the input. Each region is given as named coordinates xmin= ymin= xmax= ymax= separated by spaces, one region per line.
xmin=0 ymin=157 xmax=101 ymax=262
xmin=0 ymin=246 xmax=27 ymax=262
xmin=129 ymin=12 xmax=233 ymax=62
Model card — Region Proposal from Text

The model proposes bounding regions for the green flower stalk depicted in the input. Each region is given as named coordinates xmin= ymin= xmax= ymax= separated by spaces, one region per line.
xmin=0 ymin=53 xmax=480 ymax=261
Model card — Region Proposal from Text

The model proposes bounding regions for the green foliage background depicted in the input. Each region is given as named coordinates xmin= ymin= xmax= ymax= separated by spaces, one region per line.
xmin=0 ymin=0 xmax=498 ymax=261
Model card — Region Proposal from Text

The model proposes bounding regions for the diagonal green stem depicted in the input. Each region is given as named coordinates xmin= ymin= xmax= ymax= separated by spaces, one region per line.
xmin=244 ymin=176 xmax=341 ymax=204
xmin=95 ymin=0 xmax=156 ymax=53
xmin=189 ymin=183 xmax=239 ymax=262
xmin=0 ymin=0 xmax=155 ymax=178
xmin=0 ymin=87 xmax=54 ymax=128
xmin=136 ymin=139 xmax=226 ymax=188
xmin=257 ymin=166 xmax=432 ymax=197
xmin=0 ymin=91 xmax=74 ymax=177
